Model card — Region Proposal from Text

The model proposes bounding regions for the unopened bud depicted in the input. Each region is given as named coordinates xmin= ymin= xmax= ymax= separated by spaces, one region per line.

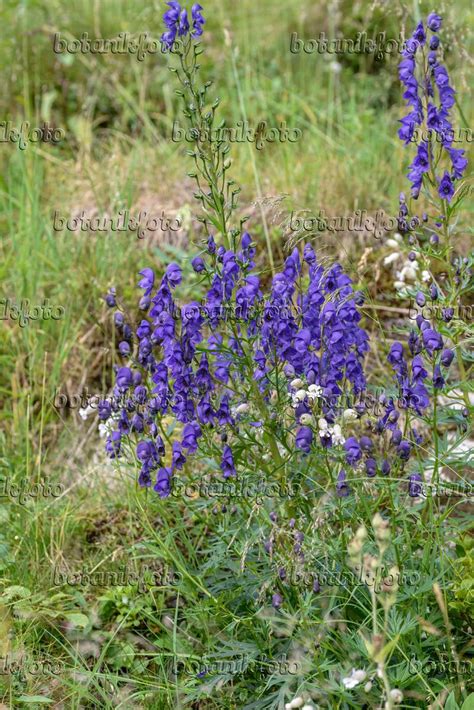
xmin=343 ymin=408 xmax=358 ymax=421
xmin=290 ymin=378 xmax=304 ymax=389
xmin=389 ymin=689 xmax=403 ymax=704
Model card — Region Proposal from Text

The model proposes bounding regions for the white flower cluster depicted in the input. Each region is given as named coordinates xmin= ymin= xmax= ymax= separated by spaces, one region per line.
xmin=98 ymin=412 xmax=119 ymax=439
xmin=341 ymin=668 xmax=367 ymax=689
xmin=318 ymin=417 xmax=345 ymax=445
xmin=290 ymin=379 xmax=322 ymax=407
xmin=288 ymin=379 xmax=351 ymax=447
xmin=79 ymin=405 xmax=95 ymax=421
xmin=383 ymin=232 xmax=432 ymax=293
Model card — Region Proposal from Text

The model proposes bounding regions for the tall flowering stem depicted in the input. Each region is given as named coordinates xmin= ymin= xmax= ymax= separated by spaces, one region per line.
xmin=395 ymin=12 xmax=472 ymax=486
xmin=163 ymin=3 xmax=243 ymax=249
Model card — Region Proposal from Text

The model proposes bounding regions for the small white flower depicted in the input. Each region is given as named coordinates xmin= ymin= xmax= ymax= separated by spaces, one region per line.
xmin=329 ymin=60 xmax=342 ymax=73
xmin=294 ymin=389 xmax=307 ymax=402
xmin=291 ymin=378 xmax=304 ymax=389
xmin=307 ymin=384 xmax=322 ymax=403
xmin=332 ymin=424 xmax=345 ymax=445
xmin=98 ymin=412 xmax=118 ymax=438
xmin=393 ymin=280 xmax=405 ymax=290
xmin=235 ymin=403 xmax=250 ymax=414
xmin=302 ymin=706 xmax=314 ymax=710
xmin=385 ymin=238 xmax=401 ymax=249
xmin=79 ymin=405 xmax=95 ymax=421
xmin=289 ymin=698 xmax=305 ymax=709
xmin=318 ymin=417 xmax=328 ymax=431
xmin=299 ymin=413 xmax=313 ymax=425
xmin=383 ymin=252 xmax=400 ymax=266
xmin=393 ymin=232 xmax=402 ymax=242
xmin=364 ymin=681 xmax=372 ymax=692
xmin=422 ymin=269 xmax=431 ymax=282
xmin=400 ymin=263 xmax=418 ymax=281
xmin=343 ymin=408 xmax=358 ymax=422
xmin=98 ymin=423 xmax=108 ymax=439
xmin=342 ymin=668 xmax=367 ymax=689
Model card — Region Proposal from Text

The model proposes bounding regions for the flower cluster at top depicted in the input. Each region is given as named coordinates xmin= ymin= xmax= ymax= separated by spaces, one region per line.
xmin=398 ymin=12 xmax=468 ymax=201
xmin=101 ymin=237 xmax=372 ymax=497
xmin=161 ymin=2 xmax=205 ymax=49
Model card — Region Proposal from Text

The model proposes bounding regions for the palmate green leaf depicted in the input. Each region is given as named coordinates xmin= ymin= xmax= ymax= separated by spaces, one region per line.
xmin=461 ymin=694 xmax=474 ymax=710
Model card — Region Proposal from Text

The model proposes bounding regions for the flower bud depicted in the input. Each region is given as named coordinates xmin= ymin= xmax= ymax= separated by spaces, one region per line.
xmin=389 ymin=689 xmax=403 ymax=704
xmin=293 ymin=389 xmax=307 ymax=402
xmin=290 ymin=378 xmax=304 ymax=389
xmin=343 ymin=408 xmax=358 ymax=421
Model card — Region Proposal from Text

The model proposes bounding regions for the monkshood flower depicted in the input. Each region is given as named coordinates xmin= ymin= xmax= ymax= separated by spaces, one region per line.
xmin=105 ymin=287 xmax=116 ymax=308
xmin=191 ymin=3 xmax=205 ymax=37
xmin=336 ymin=469 xmax=350 ymax=497
xmin=344 ymin=437 xmax=362 ymax=466
xmin=161 ymin=1 xmax=205 ymax=49
xmin=398 ymin=13 xmax=468 ymax=200
xmin=296 ymin=426 xmax=313 ymax=454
